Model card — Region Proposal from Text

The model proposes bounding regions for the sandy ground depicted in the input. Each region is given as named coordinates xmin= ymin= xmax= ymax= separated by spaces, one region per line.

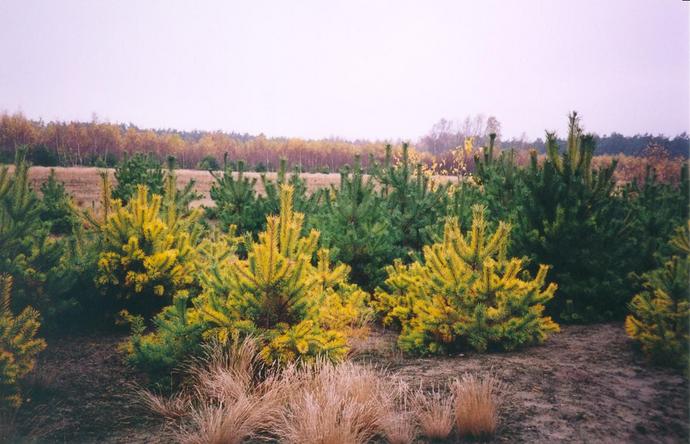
xmin=23 ymin=166 xmax=459 ymax=210
xmin=6 ymin=323 xmax=688 ymax=443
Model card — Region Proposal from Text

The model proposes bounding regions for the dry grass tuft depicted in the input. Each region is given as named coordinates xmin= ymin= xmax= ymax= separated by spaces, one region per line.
xmin=453 ymin=373 xmax=502 ymax=439
xmin=279 ymin=360 xmax=390 ymax=444
xmin=138 ymin=338 xmax=287 ymax=444
xmin=379 ymin=411 xmax=417 ymax=444
xmin=413 ymin=385 xmax=455 ymax=440
xmin=139 ymin=338 xmax=504 ymax=444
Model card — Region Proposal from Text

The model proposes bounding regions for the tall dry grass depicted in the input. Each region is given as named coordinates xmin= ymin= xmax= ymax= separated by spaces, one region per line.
xmin=139 ymin=339 xmax=289 ymax=444
xmin=453 ymin=373 xmax=502 ymax=439
xmin=413 ymin=385 xmax=455 ymax=440
xmin=139 ymin=338 xmax=504 ymax=443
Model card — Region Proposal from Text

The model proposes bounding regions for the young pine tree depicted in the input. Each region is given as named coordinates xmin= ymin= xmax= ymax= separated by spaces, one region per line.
xmin=314 ymin=155 xmax=400 ymax=291
xmin=472 ymin=133 xmax=525 ymax=225
xmin=622 ymin=164 xmax=689 ymax=277
xmin=121 ymin=185 xmax=367 ymax=377
xmin=38 ymin=168 xmax=79 ymax=235
xmin=625 ymin=223 xmax=690 ymax=369
xmin=194 ymin=185 xmax=360 ymax=365
xmin=374 ymin=205 xmax=559 ymax=355
xmin=0 ymin=274 xmax=46 ymax=409
xmin=372 ymin=143 xmax=449 ymax=253
xmin=259 ymin=157 xmax=322 ymax=222
xmin=0 ymin=149 xmax=75 ymax=322
xmin=112 ymin=152 xmax=164 ymax=203
xmin=515 ymin=112 xmax=633 ymax=322
xmin=207 ymin=157 xmax=265 ymax=235
xmin=96 ymin=178 xmax=202 ymax=319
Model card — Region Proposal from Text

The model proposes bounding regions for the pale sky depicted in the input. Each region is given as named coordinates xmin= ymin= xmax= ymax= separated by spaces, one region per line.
xmin=0 ymin=0 xmax=688 ymax=140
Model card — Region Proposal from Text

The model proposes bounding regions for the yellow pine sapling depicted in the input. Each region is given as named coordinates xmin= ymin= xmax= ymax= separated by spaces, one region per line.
xmin=0 ymin=275 xmax=46 ymax=409
xmin=195 ymin=185 xmax=368 ymax=365
xmin=625 ymin=222 xmax=690 ymax=368
xmin=96 ymin=182 xmax=202 ymax=318
xmin=375 ymin=205 xmax=559 ymax=354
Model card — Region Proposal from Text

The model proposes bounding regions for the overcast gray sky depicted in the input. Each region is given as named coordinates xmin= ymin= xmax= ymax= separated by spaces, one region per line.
xmin=0 ymin=0 xmax=688 ymax=140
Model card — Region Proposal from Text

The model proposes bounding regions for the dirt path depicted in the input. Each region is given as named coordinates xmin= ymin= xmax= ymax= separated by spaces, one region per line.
xmin=7 ymin=324 xmax=688 ymax=443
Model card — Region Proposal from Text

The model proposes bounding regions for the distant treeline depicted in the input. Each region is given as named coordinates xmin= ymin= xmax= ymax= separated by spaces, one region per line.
xmin=1 ymin=112 xmax=686 ymax=173
xmin=417 ymin=116 xmax=689 ymax=158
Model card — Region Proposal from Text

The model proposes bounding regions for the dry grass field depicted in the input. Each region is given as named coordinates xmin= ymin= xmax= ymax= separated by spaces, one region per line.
xmin=23 ymin=166 xmax=459 ymax=209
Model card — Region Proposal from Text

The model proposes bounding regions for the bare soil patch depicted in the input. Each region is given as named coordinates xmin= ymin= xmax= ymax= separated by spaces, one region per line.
xmin=7 ymin=324 xmax=688 ymax=443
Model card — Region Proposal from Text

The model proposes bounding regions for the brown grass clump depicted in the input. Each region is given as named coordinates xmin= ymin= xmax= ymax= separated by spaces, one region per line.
xmin=139 ymin=339 xmax=288 ymax=444
xmin=413 ymin=385 xmax=455 ymax=440
xmin=139 ymin=338 xmax=504 ymax=443
xmin=279 ymin=360 xmax=391 ymax=444
xmin=379 ymin=410 xmax=417 ymax=444
xmin=453 ymin=374 xmax=502 ymax=439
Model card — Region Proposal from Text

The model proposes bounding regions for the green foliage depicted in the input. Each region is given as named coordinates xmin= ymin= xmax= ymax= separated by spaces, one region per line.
xmin=112 ymin=152 xmax=164 ymax=203
xmin=375 ymin=205 xmax=559 ymax=355
xmin=95 ymin=181 xmax=202 ymax=319
xmin=39 ymin=169 xmax=78 ymax=235
xmin=196 ymin=185 xmax=351 ymax=364
xmin=207 ymin=158 xmax=265 ymax=234
xmin=0 ymin=274 xmax=46 ymax=409
xmin=197 ymin=155 xmax=220 ymax=171
xmin=513 ymin=113 xmax=634 ymax=322
xmin=625 ymin=223 xmax=690 ymax=369
xmin=124 ymin=186 xmax=366 ymax=375
xmin=259 ymin=158 xmax=323 ymax=222
xmin=472 ymin=134 xmax=525 ymax=225
xmin=119 ymin=292 xmax=205 ymax=380
xmin=208 ymin=156 xmax=322 ymax=238
xmin=0 ymin=149 xmax=79 ymax=324
xmin=372 ymin=143 xmax=449 ymax=253
xmin=622 ymin=164 xmax=689 ymax=275
xmin=314 ymin=155 xmax=400 ymax=291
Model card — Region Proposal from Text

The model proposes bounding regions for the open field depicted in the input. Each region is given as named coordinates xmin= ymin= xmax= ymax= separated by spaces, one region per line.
xmin=23 ymin=165 xmax=459 ymax=209
xmin=9 ymin=324 xmax=688 ymax=443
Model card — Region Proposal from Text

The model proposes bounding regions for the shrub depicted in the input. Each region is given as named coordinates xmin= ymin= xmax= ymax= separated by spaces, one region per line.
xmin=375 ymin=204 xmax=559 ymax=354
xmin=208 ymin=157 xmax=321 ymax=238
xmin=121 ymin=230 xmax=240 ymax=380
xmin=472 ymin=133 xmax=526 ymax=225
xmin=0 ymin=275 xmax=46 ymax=410
xmin=196 ymin=185 xmax=358 ymax=365
xmin=207 ymin=159 xmax=264 ymax=234
xmin=314 ymin=155 xmax=400 ymax=291
xmin=197 ymin=155 xmax=220 ymax=171
xmin=259 ymin=158 xmax=323 ymax=223
xmin=453 ymin=374 xmax=501 ymax=439
xmin=112 ymin=152 xmax=164 ymax=203
xmin=125 ymin=185 xmax=366 ymax=376
xmin=514 ymin=112 xmax=635 ymax=322
xmin=372 ymin=143 xmax=449 ymax=253
xmin=622 ymin=164 xmax=689 ymax=277
xmin=38 ymin=169 xmax=78 ymax=235
xmin=625 ymin=222 xmax=690 ymax=368
xmin=0 ymin=149 xmax=78 ymax=324
xmin=96 ymin=183 xmax=202 ymax=318
xmin=27 ymin=144 xmax=59 ymax=167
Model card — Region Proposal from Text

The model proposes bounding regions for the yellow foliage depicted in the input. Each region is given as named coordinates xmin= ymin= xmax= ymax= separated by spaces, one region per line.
xmin=375 ymin=205 xmax=559 ymax=354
